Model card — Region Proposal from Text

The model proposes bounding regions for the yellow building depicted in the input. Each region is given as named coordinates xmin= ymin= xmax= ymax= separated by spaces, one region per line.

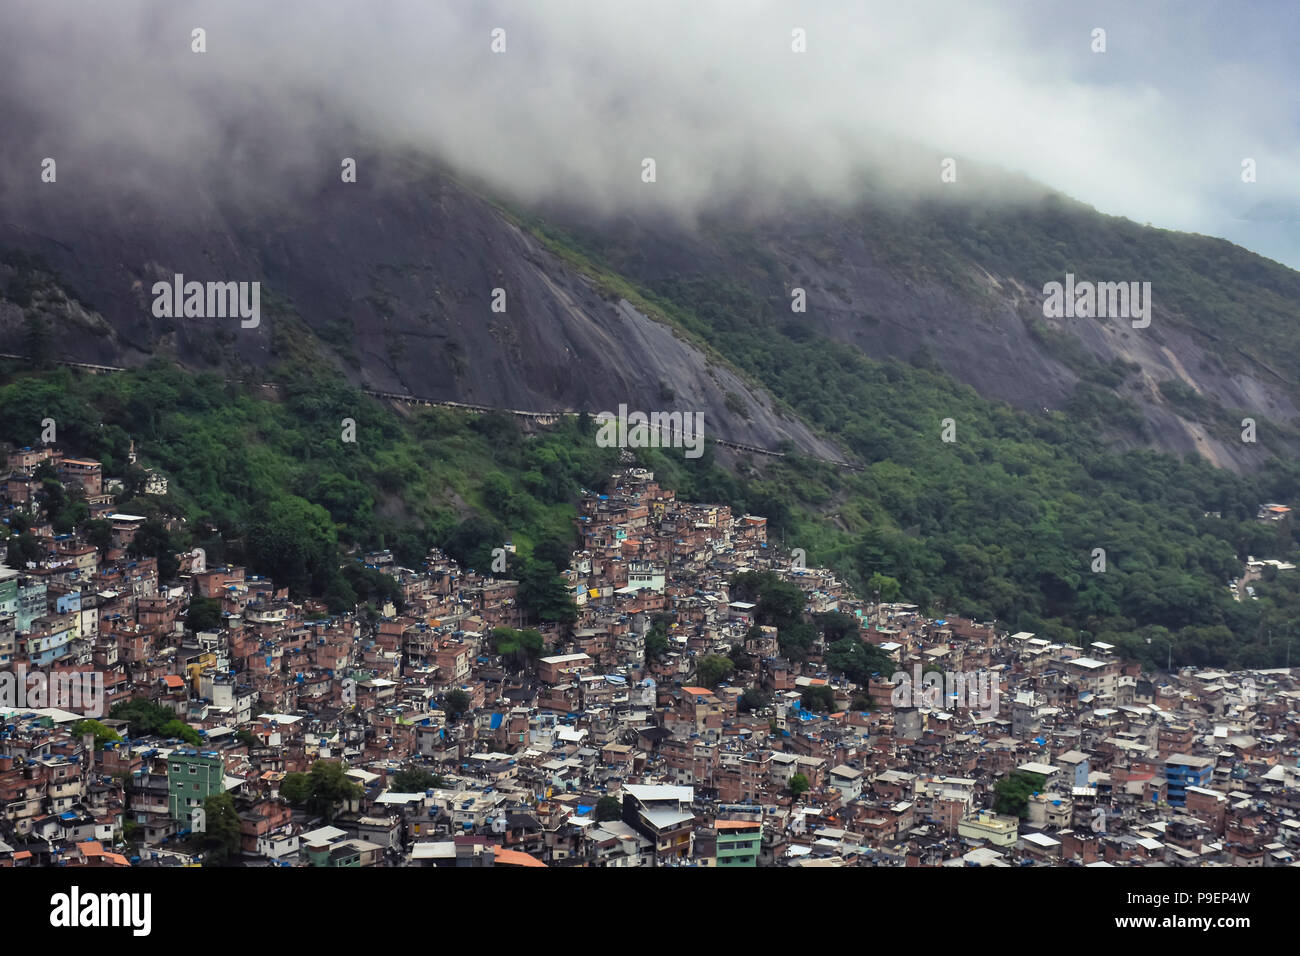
xmin=957 ymin=810 xmax=1019 ymax=847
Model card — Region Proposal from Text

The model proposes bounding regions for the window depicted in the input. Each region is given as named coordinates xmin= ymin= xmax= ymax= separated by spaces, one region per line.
xmin=189 ymin=766 xmax=198 ymax=774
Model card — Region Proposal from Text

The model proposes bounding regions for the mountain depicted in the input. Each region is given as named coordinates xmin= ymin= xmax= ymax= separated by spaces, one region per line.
xmin=7 ymin=147 xmax=1300 ymax=475
xmin=526 ymin=184 xmax=1300 ymax=474
xmin=0 ymin=155 xmax=838 ymax=461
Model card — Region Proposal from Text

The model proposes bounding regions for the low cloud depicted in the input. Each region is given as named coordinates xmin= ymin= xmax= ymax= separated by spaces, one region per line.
xmin=1 ymin=0 xmax=1297 ymax=262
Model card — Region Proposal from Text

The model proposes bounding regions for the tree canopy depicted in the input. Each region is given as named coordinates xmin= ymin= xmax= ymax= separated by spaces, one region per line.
xmin=695 ymin=654 xmax=735 ymax=687
xmin=994 ymin=771 xmax=1047 ymax=820
xmin=280 ymin=760 xmax=362 ymax=823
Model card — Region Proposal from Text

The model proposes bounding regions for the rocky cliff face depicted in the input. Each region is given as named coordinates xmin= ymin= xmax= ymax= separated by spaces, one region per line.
xmin=539 ymin=195 xmax=1300 ymax=472
xmin=0 ymin=158 xmax=839 ymax=460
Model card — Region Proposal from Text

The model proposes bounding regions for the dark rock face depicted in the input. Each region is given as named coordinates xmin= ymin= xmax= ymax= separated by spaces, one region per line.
xmin=543 ymin=204 xmax=1300 ymax=473
xmin=0 ymin=163 xmax=840 ymax=459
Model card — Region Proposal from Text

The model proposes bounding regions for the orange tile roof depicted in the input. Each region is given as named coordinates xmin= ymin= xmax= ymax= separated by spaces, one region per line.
xmin=163 ymin=675 xmax=185 ymax=689
xmin=494 ymin=848 xmax=546 ymax=868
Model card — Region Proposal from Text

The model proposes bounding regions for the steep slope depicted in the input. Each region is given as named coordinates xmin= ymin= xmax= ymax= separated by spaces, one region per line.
xmin=533 ymin=188 xmax=1300 ymax=472
xmin=0 ymin=157 xmax=838 ymax=460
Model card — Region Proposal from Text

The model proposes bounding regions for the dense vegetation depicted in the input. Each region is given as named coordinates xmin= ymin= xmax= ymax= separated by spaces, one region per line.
xmin=0 ymin=359 xmax=732 ymax=622
xmin=109 ymin=698 xmax=202 ymax=745
xmin=994 ymin=770 xmax=1047 ymax=820
xmin=5 ymin=329 xmax=1300 ymax=669
xmin=280 ymin=760 xmax=362 ymax=823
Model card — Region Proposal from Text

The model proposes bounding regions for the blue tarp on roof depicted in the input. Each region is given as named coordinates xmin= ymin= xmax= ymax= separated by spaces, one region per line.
xmin=489 ymin=712 xmax=503 ymax=730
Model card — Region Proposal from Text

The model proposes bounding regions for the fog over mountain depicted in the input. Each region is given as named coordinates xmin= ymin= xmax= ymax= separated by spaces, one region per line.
xmin=2 ymin=0 xmax=1298 ymax=264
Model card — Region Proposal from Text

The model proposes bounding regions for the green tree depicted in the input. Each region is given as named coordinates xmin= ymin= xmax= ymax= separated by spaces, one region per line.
xmin=866 ymin=573 xmax=902 ymax=603
xmin=197 ymin=791 xmax=243 ymax=864
xmin=122 ymin=464 xmax=150 ymax=499
xmin=825 ymin=637 xmax=893 ymax=685
xmin=280 ymin=772 xmax=311 ymax=806
xmin=644 ymin=613 xmax=673 ymax=660
xmin=71 ymin=719 xmax=123 ymax=750
xmin=110 ymin=698 xmax=200 ymax=739
xmin=7 ymin=532 xmax=42 ymax=568
xmin=994 ymin=771 xmax=1046 ymax=820
xmin=789 ymin=773 xmax=810 ymax=797
xmin=595 ymin=795 xmax=622 ymax=822
xmin=489 ymin=626 xmax=546 ymax=669
xmin=40 ymin=477 xmax=67 ymax=520
xmin=516 ymin=558 xmax=578 ymax=628
xmin=160 ymin=719 xmax=202 ymax=746
xmin=128 ymin=518 xmax=180 ymax=580
xmin=391 ymin=766 xmax=446 ymax=792
xmin=739 ymin=687 xmax=769 ymax=713
xmin=444 ymin=689 xmax=471 ymax=718
xmin=695 ymin=654 xmax=735 ymax=687
xmin=816 ymin=611 xmax=860 ymax=644
xmin=442 ymin=515 xmax=504 ymax=571
xmin=800 ymin=684 xmax=837 ymax=713
xmin=342 ymin=563 xmax=404 ymax=611
xmin=186 ymin=596 xmax=224 ymax=632
xmin=279 ymin=761 xmax=362 ymax=823
xmin=245 ymin=495 xmax=338 ymax=596
xmin=83 ymin=518 xmax=113 ymax=553
xmin=729 ymin=571 xmax=815 ymax=660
